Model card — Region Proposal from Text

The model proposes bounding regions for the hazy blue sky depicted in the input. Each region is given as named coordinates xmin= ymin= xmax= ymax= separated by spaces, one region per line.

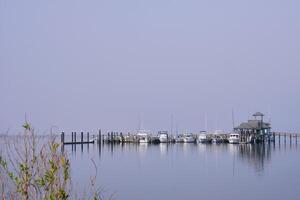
xmin=1 ymin=0 xmax=300 ymax=134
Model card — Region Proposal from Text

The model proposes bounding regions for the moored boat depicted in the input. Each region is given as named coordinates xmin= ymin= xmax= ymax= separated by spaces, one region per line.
xmin=197 ymin=133 xmax=212 ymax=143
xmin=137 ymin=131 xmax=150 ymax=143
xmin=183 ymin=133 xmax=195 ymax=143
xmin=211 ymin=130 xmax=228 ymax=143
xmin=228 ymin=133 xmax=240 ymax=144
xmin=158 ymin=131 xmax=168 ymax=143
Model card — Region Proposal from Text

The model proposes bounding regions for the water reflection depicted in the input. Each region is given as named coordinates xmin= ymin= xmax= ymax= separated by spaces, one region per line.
xmin=63 ymin=138 xmax=300 ymax=200
xmin=159 ymin=143 xmax=168 ymax=156
xmin=67 ymin=140 xmax=298 ymax=174
xmin=238 ymin=144 xmax=271 ymax=173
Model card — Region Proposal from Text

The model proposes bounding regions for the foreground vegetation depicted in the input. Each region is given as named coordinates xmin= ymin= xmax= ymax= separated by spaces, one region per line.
xmin=0 ymin=122 xmax=103 ymax=200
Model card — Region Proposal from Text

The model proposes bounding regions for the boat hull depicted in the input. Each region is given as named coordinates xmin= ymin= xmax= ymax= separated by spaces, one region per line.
xmin=159 ymin=135 xmax=168 ymax=143
xmin=228 ymin=138 xmax=240 ymax=144
xmin=183 ymin=138 xmax=195 ymax=143
xmin=197 ymin=138 xmax=212 ymax=143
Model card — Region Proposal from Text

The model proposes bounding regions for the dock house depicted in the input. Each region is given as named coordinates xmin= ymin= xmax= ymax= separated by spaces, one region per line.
xmin=234 ymin=112 xmax=271 ymax=143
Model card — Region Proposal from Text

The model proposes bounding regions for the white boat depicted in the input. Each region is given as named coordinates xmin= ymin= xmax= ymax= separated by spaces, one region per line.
xmin=228 ymin=133 xmax=240 ymax=144
xmin=137 ymin=131 xmax=150 ymax=143
xmin=183 ymin=133 xmax=195 ymax=143
xmin=158 ymin=131 xmax=168 ymax=143
xmin=138 ymin=134 xmax=149 ymax=143
xmin=197 ymin=133 xmax=211 ymax=143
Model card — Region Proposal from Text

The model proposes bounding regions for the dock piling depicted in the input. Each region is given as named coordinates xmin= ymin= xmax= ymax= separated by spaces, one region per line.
xmin=99 ymin=129 xmax=101 ymax=144
xmin=284 ymin=134 xmax=287 ymax=149
xmin=61 ymin=132 xmax=65 ymax=144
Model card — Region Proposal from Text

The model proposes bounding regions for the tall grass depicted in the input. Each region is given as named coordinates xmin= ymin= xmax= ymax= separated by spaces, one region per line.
xmin=0 ymin=122 xmax=103 ymax=200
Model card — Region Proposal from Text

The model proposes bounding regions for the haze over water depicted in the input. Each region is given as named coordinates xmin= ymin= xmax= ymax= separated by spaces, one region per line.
xmin=1 ymin=0 xmax=300 ymax=133
xmin=68 ymin=140 xmax=300 ymax=200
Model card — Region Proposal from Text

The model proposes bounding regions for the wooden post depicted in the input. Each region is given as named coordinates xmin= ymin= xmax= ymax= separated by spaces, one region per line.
xmin=98 ymin=129 xmax=101 ymax=144
xmin=80 ymin=132 xmax=83 ymax=152
xmin=290 ymin=134 xmax=292 ymax=145
xmin=74 ymin=132 xmax=77 ymax=143
xmin=71 ymin=132 xmax=74 ymax=151
xmin=61 ymin=132 xmax=65 ymax=144
xmin=284 ymin=133 xmax=286 ymax=143
xmin=61 ymin=131 xmax=65 ymax=152
xmin=87 ymin=132 xmax=90 ymax=151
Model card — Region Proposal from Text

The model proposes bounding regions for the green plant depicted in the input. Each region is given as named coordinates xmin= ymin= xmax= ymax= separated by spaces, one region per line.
xmin=0 ymin=123 xmax=71 ymax=200
xmin=0 ymin=122 xmax=107 ymax=200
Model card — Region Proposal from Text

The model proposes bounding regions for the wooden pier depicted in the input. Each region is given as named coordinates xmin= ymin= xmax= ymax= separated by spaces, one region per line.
xmin=61 ymin=131 xmax=95 ymax=145
xmin=272 ymin=132 xmax=300 ymax=143
xmin=60 ymin=130 xmax=300 ymax=146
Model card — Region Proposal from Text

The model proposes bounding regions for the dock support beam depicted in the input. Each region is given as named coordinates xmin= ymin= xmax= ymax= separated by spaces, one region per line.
xmin=61 ymin=131 xmax=65 ymax=144
xmin=99 ymin=129 xmax=101 ymax=144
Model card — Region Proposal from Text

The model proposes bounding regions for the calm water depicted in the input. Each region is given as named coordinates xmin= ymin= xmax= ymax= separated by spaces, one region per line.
xmin=67 ymin=140 xmax=300 ymax=200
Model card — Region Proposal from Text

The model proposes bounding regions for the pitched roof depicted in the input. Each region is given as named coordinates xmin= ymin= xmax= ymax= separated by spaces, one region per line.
xmin=234 ymin=119 xmax=270 ymax=129
xmin=253 ymin=112 xmax=264 ymax=117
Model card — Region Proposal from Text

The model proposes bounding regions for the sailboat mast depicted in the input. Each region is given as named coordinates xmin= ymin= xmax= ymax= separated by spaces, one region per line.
xmin=205 ymin=113 xmax=208 ymax=132
xmin=137 ymin=113 xmax=142 ymax=132
xmin=232 ymin=108 xmax=235 ymax=129
xmin=170 ymin=114 xmax=174 ymax=135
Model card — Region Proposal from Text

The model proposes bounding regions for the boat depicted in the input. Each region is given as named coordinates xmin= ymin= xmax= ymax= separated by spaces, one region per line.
xmin=150 ymin=136 xmax=160 ymax=144
xmin=158 ymin=131 xmax=168 ymax=143
xmin=124 ymin=135 xmax=135 ymax=143
xmin=175 ymin=135 xmax=184 ymax=143
xmin=137 ymin=131 xmax=150 ymax=143
xmin=211 ymin=130 xmax=228 ymax=143
xmin=228 ymin=133 xmax=240 ymax=144
xmin=183 ymin=133 xmax=195 ymax=143
xmin=137 ymin=133 xmax=149 ymax=143
xmin=197 ymin=133 xmax=212 ymax=143
xmin=212 ymin=136 xmax=223 ymax=143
